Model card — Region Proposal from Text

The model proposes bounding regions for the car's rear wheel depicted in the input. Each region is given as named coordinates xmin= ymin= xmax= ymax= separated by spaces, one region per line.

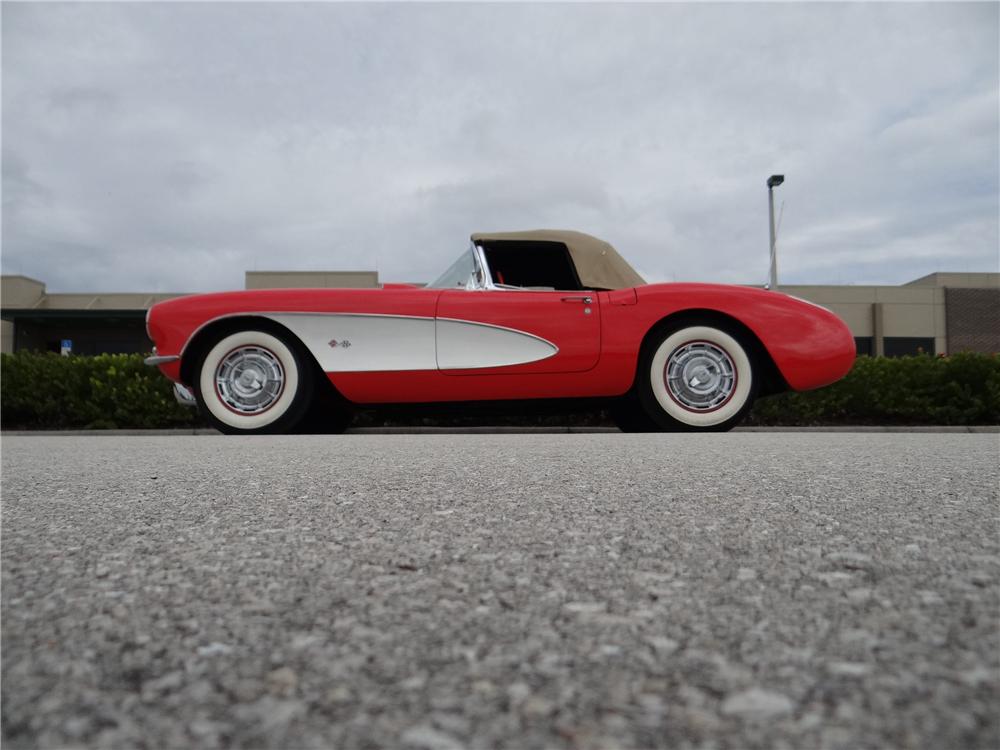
xmin=636 ymin=321 xmax=757 ymax=432
xmin=195 ymin=329 xmax=314 ymax=434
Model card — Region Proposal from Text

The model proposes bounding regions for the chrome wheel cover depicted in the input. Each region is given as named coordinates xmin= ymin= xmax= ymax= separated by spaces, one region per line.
xmin=664 ymin=341 xmax=737 ymax=412
xmin=214 ymin=346 xmax=285 ymax=415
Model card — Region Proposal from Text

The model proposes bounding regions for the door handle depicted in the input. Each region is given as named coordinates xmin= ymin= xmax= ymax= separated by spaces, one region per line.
xmin=561 ymin=296 xmax=592 ymax=304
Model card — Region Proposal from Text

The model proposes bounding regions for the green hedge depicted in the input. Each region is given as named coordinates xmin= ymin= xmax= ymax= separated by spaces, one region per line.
xmin=746 ymin=352 xmax=1000 ymax=426
xmin=0 ymin=352 xmax=201 ymax=430
xmin=1 ymin=351 xmax=997 ymax=429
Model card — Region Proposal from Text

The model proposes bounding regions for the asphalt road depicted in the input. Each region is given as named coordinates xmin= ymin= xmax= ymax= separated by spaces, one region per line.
xmin=2 ymin=433 xmax=998 ymax=750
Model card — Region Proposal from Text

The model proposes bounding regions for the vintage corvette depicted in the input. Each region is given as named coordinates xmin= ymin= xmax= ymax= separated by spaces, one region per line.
xmin=144 ymin=230 xmax=856 ymax=434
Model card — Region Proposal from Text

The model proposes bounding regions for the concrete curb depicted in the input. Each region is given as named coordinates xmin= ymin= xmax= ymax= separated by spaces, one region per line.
xmin=1 ymin=428 xmax=222 ymax=436
xmin=736 ymin=425 xmax=1000 ymax=434
xmin=2 ymin=426 xmax=997 ymax=436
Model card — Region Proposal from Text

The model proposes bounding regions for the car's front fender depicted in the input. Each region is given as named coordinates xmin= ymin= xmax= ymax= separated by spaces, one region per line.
xmin=621 ymin=284 xmax=855 ymax=393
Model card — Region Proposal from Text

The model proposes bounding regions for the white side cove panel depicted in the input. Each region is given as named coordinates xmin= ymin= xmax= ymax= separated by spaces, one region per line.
xmin=436 ymin=318 xmax=558 ymax=370
xmin=264 ymin=313 xmax=558 ymax=372
xmin=265 ymin=313 xmax=437 ymax=372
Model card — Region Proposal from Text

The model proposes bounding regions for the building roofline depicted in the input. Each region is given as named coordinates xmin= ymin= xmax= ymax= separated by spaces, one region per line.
xmin=0 ymin=274 xmax=46 ymax=284
xmin=902 ymin=271 xmax=1000 ymax=287
xmin=1 ymin=308 xmax=149 ymax=319
xmin=245 ymin=270 xmax=377 ymax=276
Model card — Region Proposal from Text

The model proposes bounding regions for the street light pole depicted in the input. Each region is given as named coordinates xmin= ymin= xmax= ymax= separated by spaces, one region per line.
xmin=767 ymin=174 xmax=784 ymax=290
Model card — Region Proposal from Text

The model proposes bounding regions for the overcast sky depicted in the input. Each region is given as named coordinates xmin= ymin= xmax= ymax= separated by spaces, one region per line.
xmin=2 ymin=1 xmax=997 ymax=293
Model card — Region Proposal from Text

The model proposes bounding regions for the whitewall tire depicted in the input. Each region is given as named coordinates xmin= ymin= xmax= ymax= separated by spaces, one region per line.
xmin=638 ymin=323 xmax=757 ymax=431
xmin=196 ymin=329 xmax=313 ymax=434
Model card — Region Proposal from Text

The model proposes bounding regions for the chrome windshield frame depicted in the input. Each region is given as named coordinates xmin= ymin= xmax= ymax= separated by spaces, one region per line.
xmin=429 ymin=242 xmax=489 ymax=291
xmin=471 ymin=242 xmax=495 ymax=291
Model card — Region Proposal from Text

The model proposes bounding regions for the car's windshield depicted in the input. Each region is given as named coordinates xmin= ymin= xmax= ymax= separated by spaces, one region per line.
xmin=428 ymin=245 xmax=483 ymax=289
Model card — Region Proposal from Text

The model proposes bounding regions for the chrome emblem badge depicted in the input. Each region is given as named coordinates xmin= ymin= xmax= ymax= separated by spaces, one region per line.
xmin=328 ymin=339 xmax=352 ymax=349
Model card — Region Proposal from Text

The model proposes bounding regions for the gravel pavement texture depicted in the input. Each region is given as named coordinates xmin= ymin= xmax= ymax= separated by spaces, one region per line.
xmin=2 ymin=433 xmax=998 ymax=749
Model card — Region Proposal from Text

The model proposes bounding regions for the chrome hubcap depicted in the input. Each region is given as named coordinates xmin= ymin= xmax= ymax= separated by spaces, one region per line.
xmin=665 ymin=341 xmax=736 ymax=411
xmin=215 ymin=346 xmax=285 ymax=414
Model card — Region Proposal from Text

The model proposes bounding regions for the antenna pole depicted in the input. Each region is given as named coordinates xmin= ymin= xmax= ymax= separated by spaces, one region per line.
xmin=766 ymin=175 xmax=785 ymax=290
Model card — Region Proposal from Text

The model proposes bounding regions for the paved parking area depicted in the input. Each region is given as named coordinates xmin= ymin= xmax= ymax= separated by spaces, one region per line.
xmin=2 ymin=433 xmax=998 ymax=749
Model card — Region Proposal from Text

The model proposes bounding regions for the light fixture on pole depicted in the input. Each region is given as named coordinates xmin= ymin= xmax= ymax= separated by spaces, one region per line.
xmin=766 ymin=174 xmax=784 ymax=289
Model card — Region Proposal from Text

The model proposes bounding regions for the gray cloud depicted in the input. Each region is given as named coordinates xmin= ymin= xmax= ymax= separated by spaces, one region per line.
xmin=2 ymin=2 xmax=997 ymax=292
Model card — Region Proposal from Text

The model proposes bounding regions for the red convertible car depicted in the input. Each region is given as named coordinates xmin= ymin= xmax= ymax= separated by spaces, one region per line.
xmin=145 ymin=230 xmax=855 ymax=434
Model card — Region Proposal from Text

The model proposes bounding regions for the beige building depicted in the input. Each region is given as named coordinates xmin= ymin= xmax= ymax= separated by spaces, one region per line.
xmin=0 ymin=275 xmax=185 ymax=356
xmin=244 ymin=270 xmax=379 ymax=290
xmin=0 ymin=271 xmax=380 ymax=355
xmin=783 ymin=272 xmax=1000 ymax=358
xmin=2 ymin=269 xmax=997 ymax=357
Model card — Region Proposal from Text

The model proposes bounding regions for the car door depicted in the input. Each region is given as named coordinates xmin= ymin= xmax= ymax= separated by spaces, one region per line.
xmin=435 ymin=288 xmax=601 ymax=374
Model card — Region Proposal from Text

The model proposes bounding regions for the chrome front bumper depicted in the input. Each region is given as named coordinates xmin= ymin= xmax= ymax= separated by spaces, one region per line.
xmin=145 ymin=350 xmax=194 ymax=406
xmin=173 ymin=383 xmax=197 ymax=407
xmin=144 ymin=352 xmax=180 ymax=366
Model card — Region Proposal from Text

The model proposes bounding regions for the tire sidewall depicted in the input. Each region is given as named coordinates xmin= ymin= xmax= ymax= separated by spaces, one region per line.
xmin=639 ymin=324 xmax=756 ymax=431
xmin=197 ymin=330 xmax=310 ymax=434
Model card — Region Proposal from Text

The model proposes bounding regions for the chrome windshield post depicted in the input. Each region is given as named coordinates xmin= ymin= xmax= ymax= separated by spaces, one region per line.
xmin=472 ymin=242 xmax=497 ymax=291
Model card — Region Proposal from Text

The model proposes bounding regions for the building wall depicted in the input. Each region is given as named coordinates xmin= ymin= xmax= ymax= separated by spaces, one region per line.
xmin=9 ymin=316 xmax=150 ymax=355
xmin=945 ymin=288 xmax=1000 ymax=354
xmin=781 ymin=284 xmax=947 ymax=355
xmin=30 ymin=293 xmax=183 ymax=310
xmin=905 ymin=272 xmax=1000 ymax=288
xmin=1 ymin=320 xmax=14 ymax=354
xmin=1 ymin=271 xmax=379 ymax=355
xmin=245 ymin=271 xmax=379 ymax=289
xmin=1 ymin=276 xmax=46 ymax=307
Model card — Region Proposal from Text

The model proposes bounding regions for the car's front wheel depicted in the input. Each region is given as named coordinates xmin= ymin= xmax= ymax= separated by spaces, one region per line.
xmin=635 ymin=321 xmax=757 ymax=432
xmin=195 ymin=329 xmax=314 ymax=434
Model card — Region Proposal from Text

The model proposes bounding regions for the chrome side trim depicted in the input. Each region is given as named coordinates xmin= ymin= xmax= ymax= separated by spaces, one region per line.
xmin=144 ymin=354 xmax=180 ymax=366
xmin=173 ymin=383 xmax=197 ymax=407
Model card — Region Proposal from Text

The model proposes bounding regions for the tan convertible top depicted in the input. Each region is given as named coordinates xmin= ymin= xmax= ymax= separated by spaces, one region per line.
xmin=471 ymin=229 xmax=646 ymax=291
